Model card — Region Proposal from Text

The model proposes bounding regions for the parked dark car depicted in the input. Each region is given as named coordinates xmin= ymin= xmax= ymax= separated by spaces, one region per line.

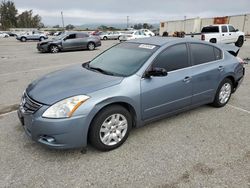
xmin=5 ymin=31 xmax=17 ymax=37
xmin=37 ymin=32 xmax=101 ymax=53
xmin=18 ymin=37 xmax=244 ymax=151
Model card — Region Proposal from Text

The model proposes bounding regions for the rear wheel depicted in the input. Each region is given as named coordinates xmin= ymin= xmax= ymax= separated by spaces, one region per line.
xmin=21 ymin=37 xmax=27 ymax=42
xmin=87 ymin=42 xmax=95 ymax=51
xmin=210 ymin=38 xmax=216 ymax=43
xmin=89 ymin=105 xmax=132 ymax=151
xmin=211 ymin=78 xmax=233 ymax=107
xmin=235 ymin=36 xmax=244 ymax=47
xmin=103 ymin=36 xmax=108 ymax=40
xmin=49 ymin=45 xmax=59 ymax=53
xmin=39 ymin=37 xmax=45 ymax=41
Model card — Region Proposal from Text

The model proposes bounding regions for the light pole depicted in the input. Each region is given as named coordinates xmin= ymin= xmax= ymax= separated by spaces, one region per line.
xmin=127 ymin=16 xmax=129 ymax=29
xmin=61 ymin=11 xmax=65 ymax=30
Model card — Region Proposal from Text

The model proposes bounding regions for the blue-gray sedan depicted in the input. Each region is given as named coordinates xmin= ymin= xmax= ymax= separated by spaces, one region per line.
xmin=17 ymin=37 xmax=245 ymax=151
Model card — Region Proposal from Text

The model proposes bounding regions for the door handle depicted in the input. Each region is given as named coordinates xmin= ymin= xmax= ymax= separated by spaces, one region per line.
xmin=229 ymin=33 xmax=231 ymax=35
xmin=183 ymin=76 xmax=191 ymax=83
xmin=222 ymin=34 xmax=225 ymax=36
xmin=218 ymin=66 xmax=224 ymax=72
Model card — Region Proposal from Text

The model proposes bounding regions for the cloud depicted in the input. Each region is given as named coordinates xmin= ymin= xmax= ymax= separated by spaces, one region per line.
xmin=14 ymin=0 xmax=250 ymax=25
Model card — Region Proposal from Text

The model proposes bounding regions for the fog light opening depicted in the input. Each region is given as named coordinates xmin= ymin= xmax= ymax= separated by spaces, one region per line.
xmin=40 ymin=135 xmax=55 ymax=143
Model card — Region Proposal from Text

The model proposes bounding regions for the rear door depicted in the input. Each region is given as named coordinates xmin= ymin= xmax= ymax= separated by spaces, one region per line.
xmin=189 ymin=43 xmax=223 ymax=105
xmin=221 ymin=25 xmax=230 ymax=43
xmin=228 ymin=25 xmax=238 ymax=43
xmin=76 ymin=33 xmax=89 ymax=49
xmin=141 ymin=43 xmax=192 ymax=120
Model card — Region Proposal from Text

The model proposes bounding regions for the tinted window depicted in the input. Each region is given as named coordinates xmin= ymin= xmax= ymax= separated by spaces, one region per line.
xmin=76 ymin=33 xmax=89 ymax=38
xmin=153 ymin=44 xmax=189 ymax=72
xmin=214 ymin=48 xmax=222 ymax=60
xmin=201 ymin=26 xmax=219 ymax=33
xmin=221 ymin=26 xmax=228 ymax=33
xmin=66 ymin=34 xmax=76 ymax=39
xmin=89 ymin=43 xmax=159 ymax=76
xmin=228 ymin=25 xmax=236 ymax=32
xmin=190 ymin=43 xmax=218 ymax=65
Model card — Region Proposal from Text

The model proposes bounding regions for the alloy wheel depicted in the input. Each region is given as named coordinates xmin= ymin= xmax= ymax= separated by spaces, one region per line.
xmin=99 ymin=114 xmax=128 ymax=146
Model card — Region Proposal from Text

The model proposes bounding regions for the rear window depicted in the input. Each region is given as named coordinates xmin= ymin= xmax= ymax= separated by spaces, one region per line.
xmin=201 ymin=26 xmax=219 ymax=33
xmin=190 ymin=43 xmax=222 ymax=65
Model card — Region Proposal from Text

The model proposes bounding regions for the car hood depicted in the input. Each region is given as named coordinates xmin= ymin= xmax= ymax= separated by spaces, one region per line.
xmin=26 ymin=64 xmax=123 ymax=105
xmin=38 ymin=39 xmax=58 ymax=45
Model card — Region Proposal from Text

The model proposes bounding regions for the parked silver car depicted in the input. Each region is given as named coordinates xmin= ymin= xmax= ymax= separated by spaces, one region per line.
xmin=99 ymin=31 xmax=123 ymax=40
xmin=16 ymin=31 xmax=48 ymax=42
xmin=18 ymin=37 xmax=245 ymax=151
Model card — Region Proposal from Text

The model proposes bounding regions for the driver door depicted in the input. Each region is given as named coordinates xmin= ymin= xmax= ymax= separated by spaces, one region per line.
xmin=141 ymin=43 xmax=192 ymax=120
xmin=62 ymin=34 xmax=80 ymax=50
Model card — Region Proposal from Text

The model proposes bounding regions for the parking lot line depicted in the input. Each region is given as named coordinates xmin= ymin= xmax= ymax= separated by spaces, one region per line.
xmin=0 ymin=62 xmax=80 ymax=77
xmin=0 ymin=110 xmax=17 ymax=117
xmin=228 ymin=104 xmax=250 ymax=114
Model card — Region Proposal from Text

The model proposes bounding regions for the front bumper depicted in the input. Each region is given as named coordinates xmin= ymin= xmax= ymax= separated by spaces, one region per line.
xmin=37 ymin=44 xmax=49 ymax=52
xmin=17 ymin=105 xmax=89 ymax=149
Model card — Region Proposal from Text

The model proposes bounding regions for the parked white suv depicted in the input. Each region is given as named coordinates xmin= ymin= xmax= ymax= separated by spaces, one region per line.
xmin=201 ymin=24 xmax=245 ymax=47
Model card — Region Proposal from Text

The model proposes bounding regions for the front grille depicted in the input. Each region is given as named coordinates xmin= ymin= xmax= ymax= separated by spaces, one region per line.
xmin=21 ymin=92 xmax=42 ymax=114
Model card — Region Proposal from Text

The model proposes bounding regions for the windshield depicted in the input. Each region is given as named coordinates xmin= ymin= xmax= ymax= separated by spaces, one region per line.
xmin=88 ymin=43 xmax=159 ymax=76
xmin=53 ymin=33 xmax=66 ymax=40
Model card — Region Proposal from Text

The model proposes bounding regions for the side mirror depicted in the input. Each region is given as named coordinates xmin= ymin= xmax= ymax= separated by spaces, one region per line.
xmin=235 ymin=29 xmax=239 ymax=32
xmin=63 ymin=37 xmax=68 ymax=41
xmin=145 ymin=67 xmax=168 ymax=78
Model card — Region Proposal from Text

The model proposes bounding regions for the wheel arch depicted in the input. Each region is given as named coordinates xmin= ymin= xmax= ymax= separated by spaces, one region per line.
xmin=86 ymin=98 xmax=139 ymax=142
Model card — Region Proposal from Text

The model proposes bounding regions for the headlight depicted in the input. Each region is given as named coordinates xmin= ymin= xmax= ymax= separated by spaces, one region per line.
xmin=42 ymin=95 xmax=90 ymax=118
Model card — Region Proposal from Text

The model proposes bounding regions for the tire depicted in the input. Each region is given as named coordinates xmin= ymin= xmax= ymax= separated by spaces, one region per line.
xmin=39 ymin=37 xmax=45 ymax=41
xmin=103 ymin=36 xmax=108 ymax=40
xmin=21 ymin=37 xmax=27 ymax=42
xmin=49 ymin=45 xmax=59 ymax=53
xmin=87 ymin=42 xmax=95 ymax=51
xmin=211 ymin=78 xmax=233 ymax=107
xmin=210 ymin=38 xmax=216 ymax=43
xmin=118 ymin=36 xmax=121 ymax=40
xmin=89 ymin=105 xmax=132 ymax=151
xmin=235 ymin=36 xmax=244 ymax=47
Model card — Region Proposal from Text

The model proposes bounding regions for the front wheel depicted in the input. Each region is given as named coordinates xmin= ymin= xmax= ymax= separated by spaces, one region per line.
xmin=49 ymin=45 xmax=59 ymax=53
xmin=40 ymin=37 xmax=45 ymax=41
xmin=211 ymin=78 xmax=233 ymax=107
xmin=89 ymin=105 xmax=132 ymax=151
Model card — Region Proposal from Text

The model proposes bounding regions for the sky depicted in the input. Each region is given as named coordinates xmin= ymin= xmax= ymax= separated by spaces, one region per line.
xmin=12 ymin=0 xmax=250 ymax=26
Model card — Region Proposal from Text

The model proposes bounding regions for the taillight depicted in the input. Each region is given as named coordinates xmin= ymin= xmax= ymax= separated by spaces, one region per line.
xmin=201 ymin=34 xmax=205 ymax=40
xmin=236 ymin=57 xmax=247 ymax=65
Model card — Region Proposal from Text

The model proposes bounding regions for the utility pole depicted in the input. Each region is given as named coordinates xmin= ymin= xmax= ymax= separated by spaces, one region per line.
xmin=127 ymin=16 xmax=129 ymax=29
xmin=61 ymin=11 xmax=65 ymax=30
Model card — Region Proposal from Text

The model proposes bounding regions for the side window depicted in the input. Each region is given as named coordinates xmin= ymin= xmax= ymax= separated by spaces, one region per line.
xmin=153 ymin=44 xmax=189 ymax=72
xmin=190 ymin=43 xmax=217 ymax=65
xmin=76 ymin=33 xmax=89 ymax=38
xmin=228 ymin=25 xmax=236 ymax=32
xmin=221 ymin=26 xmax=228 ymax=33
xmin=67 ymin=34 xmax=76 ymax=40
xmin=214 ymin=48 xmax=222 ymax=60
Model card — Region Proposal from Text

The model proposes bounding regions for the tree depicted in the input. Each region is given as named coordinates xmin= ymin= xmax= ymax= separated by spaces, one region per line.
xmin=17 ymin=10 xmax=44 ymax=28
xmin=0 ymin=0 xmax=18 ymax=30
xmin=53 ymin=24 xmax=60 ymax=28
xmin=65 ymin=24 xmax=75 ymax=30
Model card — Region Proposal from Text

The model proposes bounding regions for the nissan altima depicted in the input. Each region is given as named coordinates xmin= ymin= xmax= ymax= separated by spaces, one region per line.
xmin=18 ymin=37 xmax=245 ymax=151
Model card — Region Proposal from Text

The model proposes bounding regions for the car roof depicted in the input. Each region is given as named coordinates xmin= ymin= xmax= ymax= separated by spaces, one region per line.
xmin=127 ymin=37 xmax=199 ymax=46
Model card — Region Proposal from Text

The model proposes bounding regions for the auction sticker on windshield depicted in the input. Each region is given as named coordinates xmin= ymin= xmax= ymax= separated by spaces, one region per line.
xmin=138 ymin=44 xmax=156 ymax=50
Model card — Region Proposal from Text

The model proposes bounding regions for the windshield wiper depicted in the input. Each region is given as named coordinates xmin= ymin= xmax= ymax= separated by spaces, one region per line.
xmin=82 ymin=62 xmax=125 ymax=77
